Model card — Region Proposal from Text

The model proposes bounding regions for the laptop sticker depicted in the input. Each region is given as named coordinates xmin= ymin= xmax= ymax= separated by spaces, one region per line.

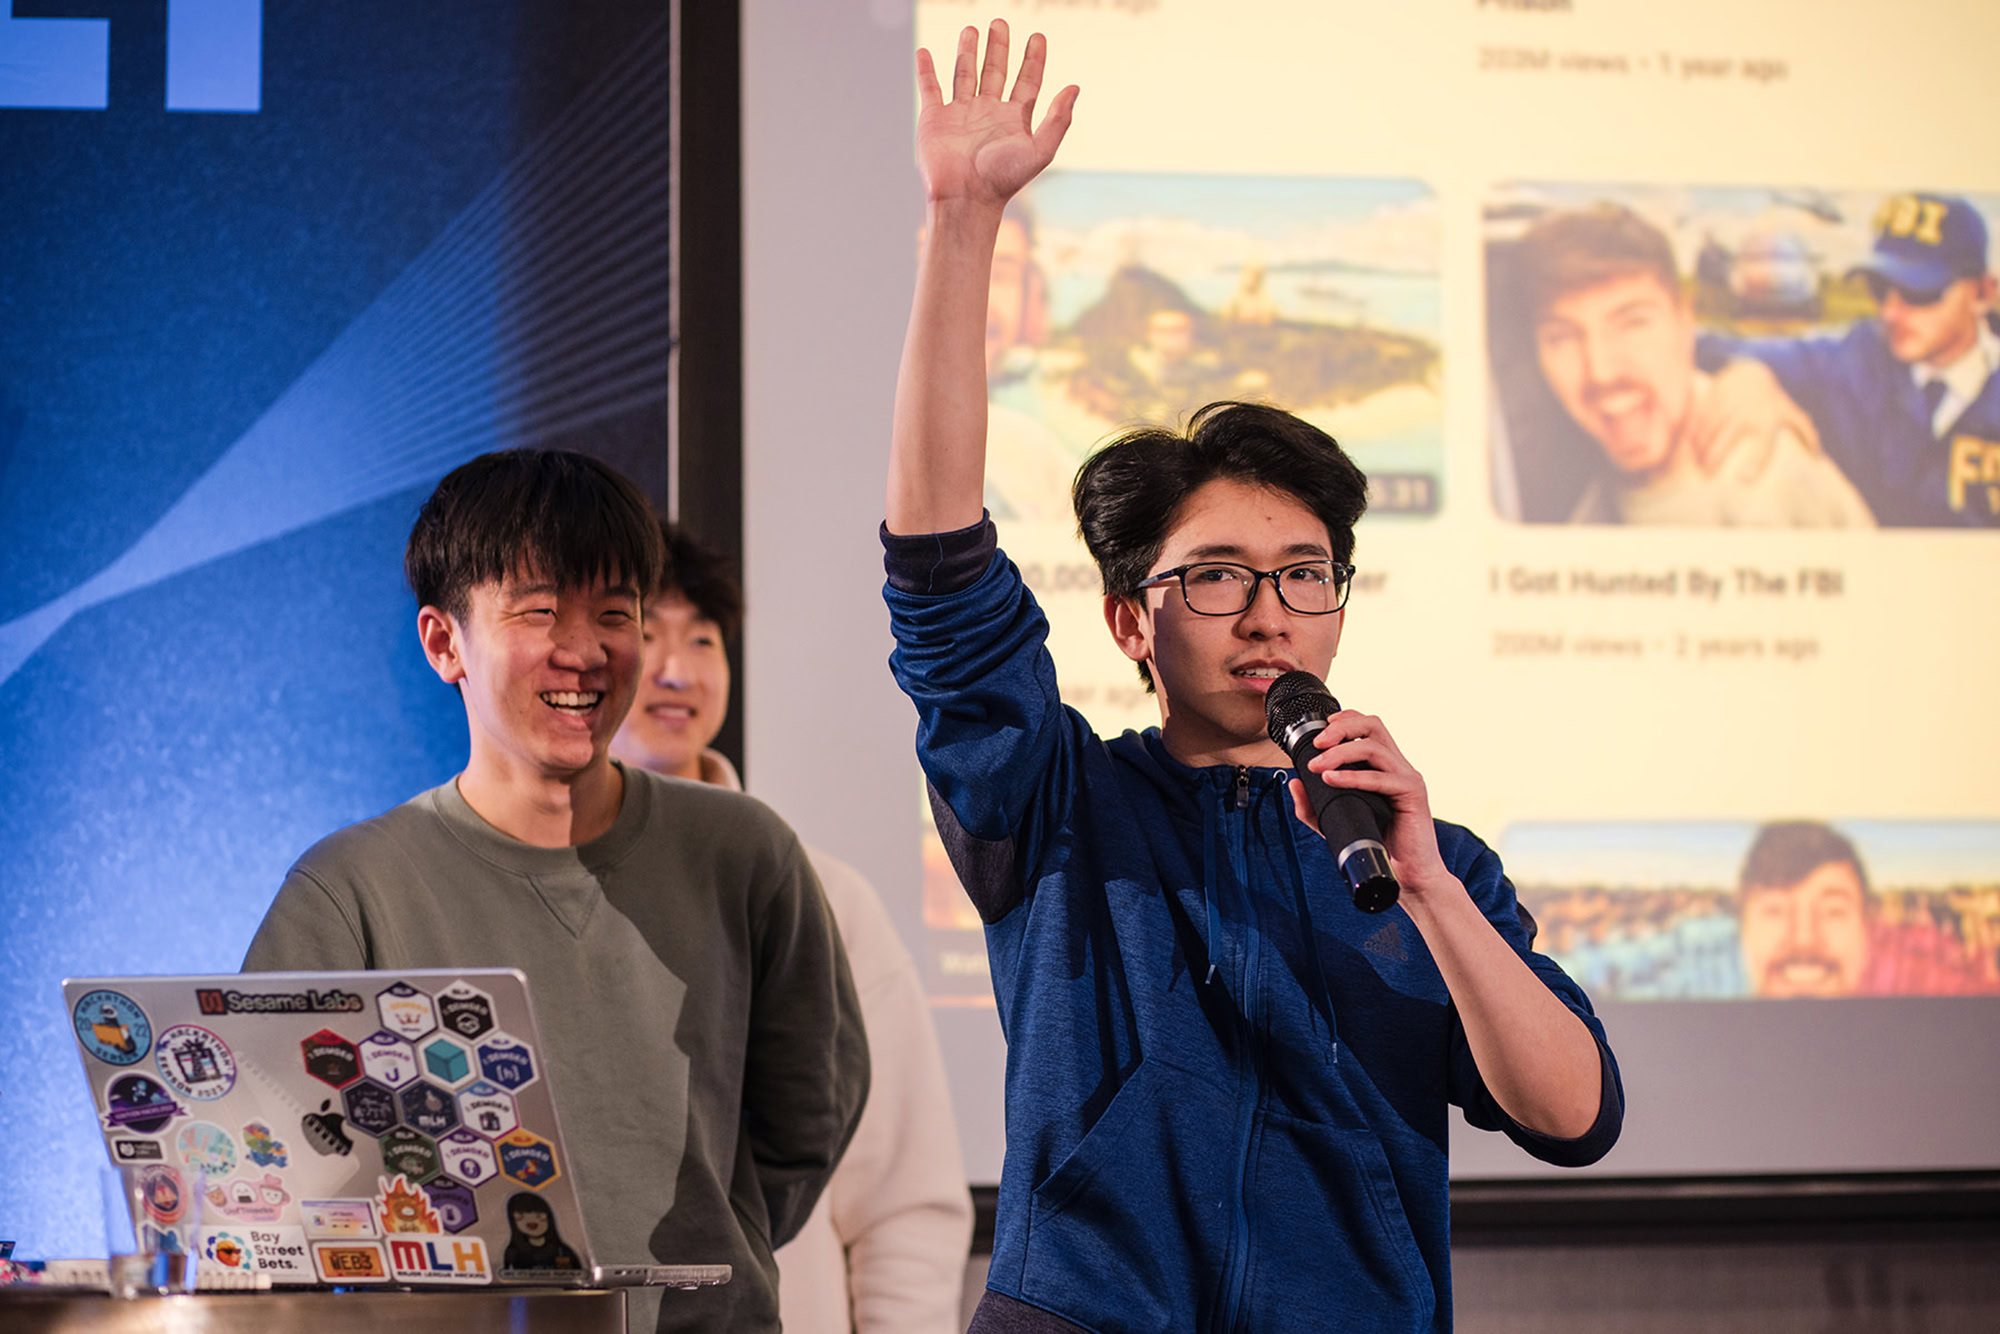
xmin=375 ymin=982 xmax=437 ymax=1041
xmin=496 ymin=1130 xmax=559 ymax=1191
xmin=458 ymin=1082 xmax=518 ymax=1139
xmin=422 ymin=1037 xmax=473 ymax=1086
xmin=202 ymin=1228 xmax=256 ymax=1272
xmin=243 ymin=1226 xmax=313 ymax=1282
xmin=301 ymin=1030 xmax=361 ymax=1088
xmin=173 ymin=1121 xmax=238 ymax=1177
xmin=380 ymin=1127 xmax=441 ymax=1184
xmin=357 ymin=1032 xmax=418 ymax=1090
xmin=311 ymin=1240 xmax=389 ymax=1284
xmin=475 ymin=1036 xmax=536 ymax=1092
xmin=502 ymin=1192 xmax=583 ymax=1273
xmin=206 ymin=1171 xmax=290 ymax=1222
xmin=386 ymin=1233 xmax=490 ymax=1285
xmin=376 ymin=1173 xmax=443 ymax=1234
xmin=300 ymin=1198 xmax=377 ymax=1239
xmin=436 ymin=981 xmax=495 ymax=1041
xmin=241 ymin=1121 xmax=288 ymax=1168
xmin=74 ymin=989 xmax=151 ymax=1066
xmin=438 ymin=1130 xmax=498 ymax=1186
xmin=155 ymin=1025 xmax=236 ymax=1101
xmin=422 ymin=1178 xmax=479 ymax=1234
xmin=102 ymin=1074 xmax=185 ymax=1135
xmin=300 ymin=1099 xmax=355 ymax=1157
xmin=139 ymin=1165 xmax=188 ymax=1227
xmin=400 ymin=1081 xmax=459 ymax=1137
xmin=341 ymin=1080 xmax=398 ymax=1138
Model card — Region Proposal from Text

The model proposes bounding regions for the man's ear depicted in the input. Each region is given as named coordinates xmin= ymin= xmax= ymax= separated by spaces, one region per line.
xmin=417 ymin=605 xmax=468 ymax=685
xmin=1104 ymin=593 xmax=1152 ymax=668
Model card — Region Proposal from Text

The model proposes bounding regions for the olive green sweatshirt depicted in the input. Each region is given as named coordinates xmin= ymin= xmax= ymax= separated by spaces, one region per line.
xmin=243 ymin=763 xmax=869 ymax=1333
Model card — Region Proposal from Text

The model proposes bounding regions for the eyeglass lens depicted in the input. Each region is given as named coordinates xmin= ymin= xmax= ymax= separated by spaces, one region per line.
xmin=1181 ymin=562 xmax=1347 ymax=614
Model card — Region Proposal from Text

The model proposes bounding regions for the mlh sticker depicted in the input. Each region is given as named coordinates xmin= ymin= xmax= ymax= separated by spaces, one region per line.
xmin=375 ymin=983 xmax=437 ymax=1042
xmin=302 ymin=1031 xmax=360 ymax=1089
xmin=436 ymin=982 xmax=495 ymax=1041
xmin=357 ymin=1032 xmax=418 ymax=1089
xmin=496 ymin=1130 xmax=559 ymax=1191
xmin=341 ymin=1080 xmax=399 ymax=1139
xmin=475 ymin=1036 xmax=535 ymax=1091
xmin=399 ymin=1081 xmax=459 ymax=1137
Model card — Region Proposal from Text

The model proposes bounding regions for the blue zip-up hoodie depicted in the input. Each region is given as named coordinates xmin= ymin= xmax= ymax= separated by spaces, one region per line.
xmin=885 ymin=520 xmax=1623 ymax=1334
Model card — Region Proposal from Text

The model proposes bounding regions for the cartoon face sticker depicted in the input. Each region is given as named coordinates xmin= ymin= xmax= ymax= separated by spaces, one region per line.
xmin=502 ymin=1192 xmax=582 ymax=1272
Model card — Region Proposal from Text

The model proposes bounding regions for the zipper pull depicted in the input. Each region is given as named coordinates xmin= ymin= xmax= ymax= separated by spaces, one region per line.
xmin=1233 ymin=766 xmax=1250 ymax=811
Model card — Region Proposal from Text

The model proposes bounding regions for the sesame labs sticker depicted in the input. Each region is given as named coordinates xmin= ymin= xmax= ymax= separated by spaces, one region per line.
xmin=73 ymin=990 xmax=151 ymax=1066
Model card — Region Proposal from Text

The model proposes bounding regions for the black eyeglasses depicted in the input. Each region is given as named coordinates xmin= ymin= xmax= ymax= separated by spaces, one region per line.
xmin=1137 ymin=560 xmax=1355 ymax=616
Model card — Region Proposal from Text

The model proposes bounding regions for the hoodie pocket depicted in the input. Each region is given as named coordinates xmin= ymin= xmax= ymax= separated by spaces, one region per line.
xmin=1021 ymin=1058 xmax=1234 ymax=1332
xmin=1243 ymin=1114 xmax=1437 ymax=1332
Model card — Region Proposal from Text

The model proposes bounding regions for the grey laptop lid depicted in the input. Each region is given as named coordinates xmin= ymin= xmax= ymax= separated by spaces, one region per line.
xmin=64 ymin=968 xmax=727 ymax=1291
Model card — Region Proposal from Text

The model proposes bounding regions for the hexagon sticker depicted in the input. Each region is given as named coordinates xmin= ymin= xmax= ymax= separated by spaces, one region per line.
xmin=475 ymin=1035 xmax=536 ymax=1092
xmin=422 ymin=1178 xmax=479 ymax=1235
xmin=358 ymin=1032 xmax=418 ymax=1090
xmin=375 ymin=982 xmax=437 ymax=1042
xmin=399 ymin=1081 xmax=459 ymax=1138
xmin=341 ymin=1079 xmax=399 ymax=1139
xmin=438 ymin=1130 xmax=498 ymax=1187
xmin=457 ymin=1082 xmax=517 ymax=1141
xmin=435 ymin=980 xmax=495 ymax=1042
xmin=422 ymin=1037 xmax=471 ymax=1086
xmin=301 ymin=1031 xmax=360 ymax=1089
xmin=379 ymin=1128 xmax=440 ymax=1185
xmin=496 ymin=1130 xmax=559 ymax=1191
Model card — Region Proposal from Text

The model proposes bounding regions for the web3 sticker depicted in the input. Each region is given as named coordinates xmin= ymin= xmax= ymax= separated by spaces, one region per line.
xmin=73 ymin=990 xmax=151 ymax=1066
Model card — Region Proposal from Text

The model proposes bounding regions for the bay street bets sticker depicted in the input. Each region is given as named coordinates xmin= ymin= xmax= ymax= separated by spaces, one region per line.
xmin=73 ymin=989 xmax=151 ymax=1066
xmin=155 ymin=1025 xmax=237 ymax=1100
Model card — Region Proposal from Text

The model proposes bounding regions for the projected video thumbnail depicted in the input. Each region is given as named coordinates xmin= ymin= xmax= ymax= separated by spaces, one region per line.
xmin=984 ymin=172 xmax=1444 ymax=525
xmin=1503 ymin=821 xmax=2000 ymax=1000
xmin=1485 ymin=184 xmax=2000 ymax=528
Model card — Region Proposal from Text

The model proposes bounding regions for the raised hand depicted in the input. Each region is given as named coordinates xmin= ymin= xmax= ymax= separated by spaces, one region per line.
xmin=916 ymin=21 xmax=1078 ymax=209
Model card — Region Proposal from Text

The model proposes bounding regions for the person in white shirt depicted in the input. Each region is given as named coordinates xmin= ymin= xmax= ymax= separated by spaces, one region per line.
xmin=611 ymin=521 xmax=974 ymax=1334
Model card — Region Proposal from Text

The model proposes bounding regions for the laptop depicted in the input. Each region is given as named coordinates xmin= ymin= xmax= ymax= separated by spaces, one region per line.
xmin=64 ymin=968 xmax=729 ymax=1292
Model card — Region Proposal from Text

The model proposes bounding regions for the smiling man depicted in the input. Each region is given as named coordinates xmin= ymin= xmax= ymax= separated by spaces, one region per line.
xmin=243 ymin=450 xmax=867 ymax=1334
xmin=884 ymin=24 xmax=1622 ymax=1333
xmin=1512 ymin=204 xmax=1873 ymax=527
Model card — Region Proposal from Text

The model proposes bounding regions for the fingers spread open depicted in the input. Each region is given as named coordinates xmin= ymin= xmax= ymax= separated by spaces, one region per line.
xmin=1010 ymin=31 xmax=1046 ymax=113
xmin=915 ymin=47 xmax=943 ymax=110
xmin=1033 ymin=84 xmax=1080 ymax=159
xmin=952 ymin=25 xmax=979 ymax=101
xmin=978 ymin=19 xmax=1011 ymax=98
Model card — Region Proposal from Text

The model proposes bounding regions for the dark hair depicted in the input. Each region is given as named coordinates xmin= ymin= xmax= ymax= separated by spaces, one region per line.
xmin=508 ymin=1192 xmax=552 ymax=1221
xmin=1510 ymin=204 xmax=1681 ymax=324
xmin=1739 ymin=821 xmax=1872 ymax=899
xmin=1072 ymin=401 xmax=1369 ymax=688
xmin=406 ymin=450 xmax=664 ymax=621
xmin=653 ymin=522 xmax=743 ymax=641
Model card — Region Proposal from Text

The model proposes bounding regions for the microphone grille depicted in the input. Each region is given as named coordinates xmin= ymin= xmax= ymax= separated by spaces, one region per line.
xmin=1265 ymin=670 xmax=1339 ymax=747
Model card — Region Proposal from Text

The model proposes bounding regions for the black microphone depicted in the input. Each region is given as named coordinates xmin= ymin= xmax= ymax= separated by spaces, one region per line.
xmin=1265 ymin=670 xmax=1400 ymax=914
